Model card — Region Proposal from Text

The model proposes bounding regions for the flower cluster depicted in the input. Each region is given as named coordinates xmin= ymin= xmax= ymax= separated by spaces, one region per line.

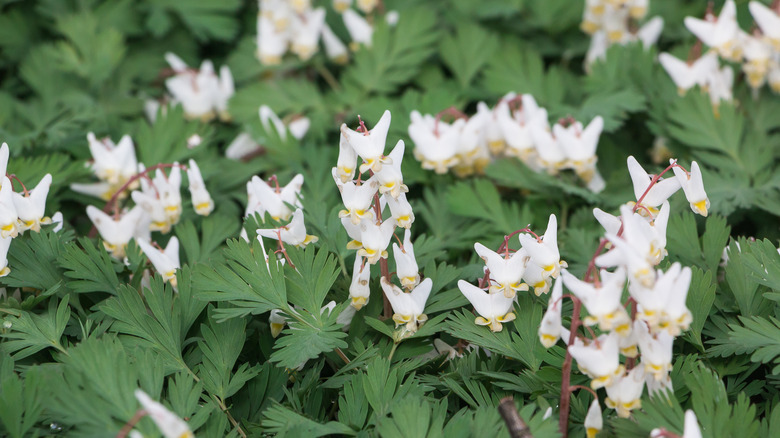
xmin=256 ymin=0 xmax=399 ymax=65
xmin=661 ymin=1 xmax=780 ymax=106
xmin=581 ymin=0 xmax=664 ymax=68
xmin=533 ymin=156 xmax=708 ymax=428
xmin=333 ymin=111 xmax=430 ymax=334
xmin=457 ymin=214 xmax=566 ymax=333
xmin=0 ymin=143 xmax=60 ymax=277
xmin=408 ymin=94 xmax=607 ymax=192
xmin=155 ymin=53 xmax=235 ymax=122
xmin=73 ymin=133 xmax=212 ymax=288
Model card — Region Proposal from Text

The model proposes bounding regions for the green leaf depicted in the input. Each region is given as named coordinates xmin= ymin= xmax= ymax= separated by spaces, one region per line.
xmin=176 ymin=214 xmax=241 ymax=264
xmin=0 ymin=296 xmax=70 ymax=359
xmin=146 ymin=0 xmax=242 ymax=41
xmin=269 ymin=306 xmax=348 ymax=370
xmin=0 ymin=357 xmax=46 ymax=438
xmin=667 ymin=91 xmax=743 ymax=161
xmin=284 ymin=245 xmax=340 ymax=314
xmin=683 ymin=267 xmax=716 ymax=350
xmin=193 ymin=238 xmax=287 ymax=321
xmin=446 ymin=178 xmax=525 ymax=233
xmin=3 ymin=228 xmax=70 ymax=295
xmin=709 ymin=316 xmax=780 ymax=374
xmin=59 ymin=237 xmax=122 ymax=294
xmin=341 ymin=8 xmax=439 ymax=95
xmin=483 ymin=41 xmax=564 ymax=107
xmin=261 ymin=402 xmax=355 ymax=436
xmin=440 ymin=23 xmax=499 ymax=89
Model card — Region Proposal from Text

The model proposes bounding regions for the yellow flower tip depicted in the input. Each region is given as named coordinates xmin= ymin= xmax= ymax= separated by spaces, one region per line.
xmin=540 ymin=333 xmax=558 ymax=348
xmin=590 ymin=374 xmax=612 ymax=390
xmin=179 ymin=432 xmax=194 ymax=438
xmin=615 ymin=323 xmax=630 ymax=336
xmin=543 ymin=264 xmax=555 ymax=272
xmin=300 ymin=234 xmax=319 ymax=247
xmin=393 ymin=313 xmax=412 ymax=327
xmin=621 ymin=346 xmax=639 ymax=358
xmin=475 ymin=316 xmax=490 ymax=326
xmin=629 ymin=6 xmax=646 ymax=19
xmin=195 ymin=202 xmax=213 ymax=216
xmin=351 ymin=296 xmax=367 ymax=310
xmin=502 ymin=288 xmax=517 ymax=299
xmin=346 ymin=240 xmax=362 ymax=250
xmin=497 ymin=312 xmax=516 ymax=324
xmin=607 ymin=30 xmax=624 ymax=43
xmin=487 ymin=140 xmax=506 ymax=155
xmin=581 ymin=21 xmax=599 ymax=34
xmin=586 ymin=427 xmax=600 ymax=438
xmin=0 ymin=266 xmax=9 ymax=277
xmin=270 ymin=322 xmax=285 ymax=338
xmin=692 ymin=200 xmax=708 ymax=217
xmin=334 ymin=3 xmax=349 ymax=13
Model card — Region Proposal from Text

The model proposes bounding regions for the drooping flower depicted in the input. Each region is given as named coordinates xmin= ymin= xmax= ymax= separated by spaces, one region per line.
xmin=322 ymin=24 xmax=349 ymax=63
xmin=562 ymin=268 xmax=631 ymax=335
xmin=340 ymin=110 xmax=392 ymax=173
xmin=257 ymin=208 xmax=318 ymax=248
xmin=381 ymin=277 xmax=432 ymax=333
xmin=518 ymin=214 xmax=567 ymax=283
xmin=356 ymin=218 xmax=397 ymax=264
xmin=538 ymin=277 xmax=563 ymax=348
xmin=684 ymin=0 xmax=740 ymax=60
xmin=343 ymin=9 xmax=373 ymax=49
xmin=246 ymin=174 xmax=304 ymax=222
xmin=85 ymin=132 xmax=138 ymax=188
xmin=137 ymin=237 xmax=181 ymax=288
xmin=336 ymin=173 xmax=378 ymax=225
xmin=408 ymin=110 xmax=464 ymax=174
xmin=289 ymin=8 xmax=326 ymax=61
xmin=750 ymin=1 xmax=780 ymax=50
xmin=349 ymin=255 xmax=371 ymax=310
xmin=335 ymin=126 xmax=358 ymax=183
xmin=383 ymin=192 xmax=414 ymax=229
xmin=186 ymin=160 xmax=214 ymax=216
xmin=0 ymin=236 xmax=12 ymax=277
xmin=0 ymin=177 xmax=19 ymax=238
xmin=87 ymin=205 xmax=145 ymax=259
xmin=584 ymin=400 xmax=603 ymax=438
xmin=458 ymin=280 xmax=516 ymax=332
xmin=658 ymin=52 xmax=719 ymax=95
xmin=672 ymin=160 xmax=709 ymax=217
xmin=634 ymin=320 xmax=673 ymax=381
xmin=134 ymin=389 xmax=194 ymax=438
xmin=269 ymin=309 xmax=287 ymax=338
xmin=568 ymin=331 xmax=624 ymax=389
xmin=605 ymin=367 xmax=646 ymax=418
xmin=374 ymin=140 xmax=408 ymax=198
xmin=13 ymin=174 xmax=53 ymax=233
xmin=473 ymin=242 xmax=527 ymax=298
xmin=626 ymin=156 xmax=680 ymax=216
xmin=392 ymin=228 xmax=419 ymax=290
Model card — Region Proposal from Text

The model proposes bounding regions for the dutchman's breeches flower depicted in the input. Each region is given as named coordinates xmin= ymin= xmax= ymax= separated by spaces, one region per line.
xmin=381 ymin=277 xmax=431 ymax=333
xmin=672 ymin=160 xmax=709 ymax=217
xmin=474 ymin=242 xmax=527 ymax=298
xmin=605 ymin=367 xmax=646 ymax=418
xmin=539 ymin=277 xmax=563 ymax=347
xmin=341 ymin=110 xmax=391 ymax=173
xmin=568 ymin=331 xmax=624 ymax=389
xmin=458 ymin=280 xmax=516 ymax=332
xmin=349 ymin=255 xmax=371 ymax=310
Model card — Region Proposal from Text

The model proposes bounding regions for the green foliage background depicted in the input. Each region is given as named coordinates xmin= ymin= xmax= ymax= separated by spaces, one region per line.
xmin=1 ymin=0 xmax=780 ymax=436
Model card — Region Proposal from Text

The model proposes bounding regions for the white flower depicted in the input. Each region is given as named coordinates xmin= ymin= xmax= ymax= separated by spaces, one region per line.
xmin=612 ymin=202 xmax=669 ymax=266
xmin=356 ymin=218 xmax=397 ymax=264
xmin=288 ymin=117 xmax=310 ymax=140
xmin=0 ymin=236 xmax=12 ymax=277
xmin=341 ymin=217 xmax=364 ymax=250
xmin=290 ymin=8 xmax=326 ymax=61
xmin=684 ymin=0 xmax=740 ymax=59
xmin=340 ymin=110 xmax=391 ymax=173
xmin=134 ymin=389 xmax=194 ymax=438
xmin=333 ymin=0 xmax=352 ymax=13
xmin=554 ymin=116 xmax=604 ymax=191
xmin=87 ymin=205 xmax=145 ymax=258
xmin=605 ymin=367 xmax=645 ymax=418
xmin=750 ymin=1 xmax=780 ymax=50
xmin=335 ymin=130 xmax=358 ymax=183
xmin=186 ymin=160 xmax=214 ymax=216
xmin=13 ymin=174 xmax=52 ymax=233
xmin=381 ymin=277 xmax=432 ymax=333
xmin=246 ymin=174 xmax=304 ymax=221
xmin=226 ymin=133 xmax=261 ymax=160
xmin=496 ymin=94 xmax=542 ymax=162
xmin=131 ymin=189 xmax=169 ymax=234
xmin=215 ymin=65 xmax=234 ymax=120
xmin=408 ymin=110 xmax=463 ymax=174
xmin=50 ymin=211 xmax=63 ymax=232
xmin=0 ymin=177 xmax=19 ymax=238
xmin=539 ymin=277 xmax=563 ymax=348
xmin=635 ymin=320 xmax=673 ymax=381
xmin=257 ymin=15 xmax=289 ymax=65
xmin=164 ymin=54 xmax=216 ymax=120
xmin=392 ymin=228 xmax=419 ymax=290
xmin=593 ymin=207 xmax=621 ymax=236
xmin=336 ymin=173 xmax=378 ymax=225
xmin=343 ymin=9 xmax=373 ymax=48
xmin=529 ymin=110 xmax=567 ymax=173
xmin=349 ymin=255 xmax=371 ymax=310
xmin=356 ymin=0 xmax=377 ymax=13
xmin=382 ymin=192 xmax=415 ymax=229
xmin=269 ymin=309 xmax=287 ymax=338
xmin=683 ymin=410 xmax=703 ymax=438
xmin=597 ymin=233 xmax=656 ymax=288
xmin=706 ymin=65 xmax=734 ymax=106
xmin=626 ymin=156 xmax=680 ymax=215
xmin=602 ymin=3 xmax=630 ymax=43
xmin=476 ymin=101 xmax=506 ymax=155
xmin=85 ymin=132 xmax=138 ymax=187
xmin=374 ymin=140 xmax=408 ymax=198
xmin=260 ymin=105 xmax=289 ymax=141
xmin=257 ymin=208 xmax=318 ymax=248
xmin=741 ymin=35 xmax=773 ymax=89
xmin=562 ymin=268 xmax=631 ymax=335
xmin=155 ymin=165 xmax=183 ymax=225
xmin=473 ymin=242 xmax=527 ymax=298
xmin=568 ymin=331 xmax=623 ymax=389
xmin=137 ymin=237 xmax=181 ymax=288
xmin=635 ymin=16 xmax=664 ymax=48
xmin=658 ymin=52 xmax=719 ymax=95
xmin=458 ymin=280 xmax=516 ymax=332
xmin=672 ymin=160 xmax=709 ymax=217
xmin=584 ymin=400 xmax=603 ymax=438
xmin=585 ymin=31 xmax=609 ymax=68
xmin=518 ymin=214 xmax=567 ymax=288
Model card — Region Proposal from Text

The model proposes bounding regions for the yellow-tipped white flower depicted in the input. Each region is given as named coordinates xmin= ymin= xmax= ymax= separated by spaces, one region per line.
xmin=137 ymin=237 xmax=181 ymax=288
xmin=257 ymin=208 xmax=318 ymax=248
xmin=568 ymin=331 xmax=624 ymax=389
xmin=473 ymin=243 xmax=527 ymax=298
xmin=392 ymin=229 xmax=419 ymax=291
xmin=341 ymin=110 xmax=391 ymax=173
xmin=671 ymin=160 xmax=709 ymax=217
xmin=349 ymin=255 xmax=370 ymax=310
xmin=336 ymin=173 xmax=378 ymax=225
xmin=605 ymin=367 xmax=645 ymax=418
xmin=356 ymin=218 xmax=396 ymax=264
xmin=186 ymin=160 xmax=214 ymax=216
xmin=374 ymin=140 xmax=408 ymax=199
xmin=87 ymin=205 xmax=145 ymax=259
xmin=13 ymin=174 xmax=52 ymax=233
xmin=381 ymin=277 xmax=432 ymax=333
xmin=0 ymin=236 xmax=12 ymax=277
xmin=562 ymin=268 xmax=631 ymax=335
xmin=539 ymin=277 xmax=563 ymax=348
xmin=269 ymin=309 xmax=287 ymax=338
xmin=458 ymin=280 xmax=516 ymax=332
xmin=584 ymin=400 xmax=603 ymax=438
xmin=0 ymin=177 xmax=19 ymax=238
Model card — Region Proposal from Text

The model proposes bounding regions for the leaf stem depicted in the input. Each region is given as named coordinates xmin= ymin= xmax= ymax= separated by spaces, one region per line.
xmin=558 ymin=295 xmax=582 ymax=438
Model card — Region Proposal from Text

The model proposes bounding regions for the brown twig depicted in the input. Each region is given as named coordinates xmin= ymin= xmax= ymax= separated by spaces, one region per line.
xmin=558 ymin=296 xmax=582 ymax=438
xmin=116 ymin=409 xmax=148 ymax=438
xmin=498 ymin=397 xmax=534 ymax=438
